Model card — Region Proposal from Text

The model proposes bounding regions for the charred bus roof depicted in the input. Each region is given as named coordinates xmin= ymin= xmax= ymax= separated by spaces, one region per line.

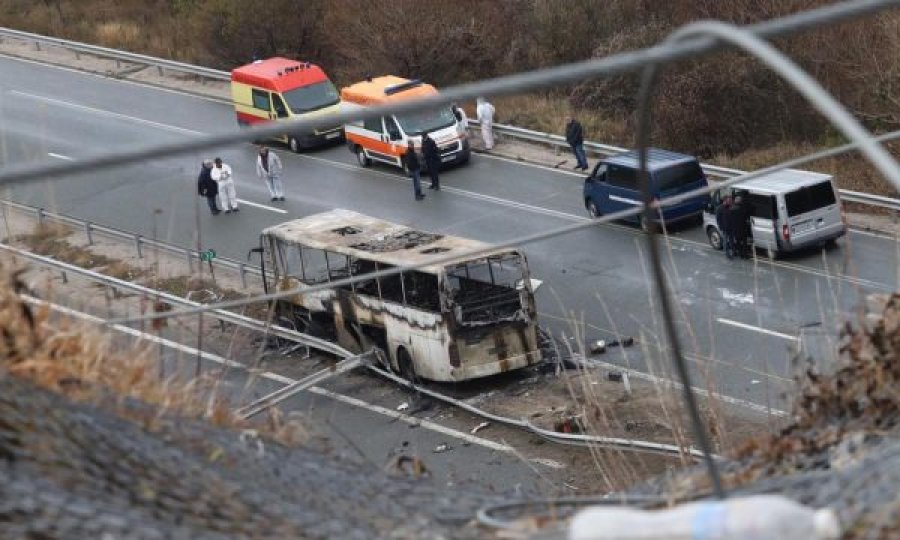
xmin=263 ymin=209 xmax=519 ymax=273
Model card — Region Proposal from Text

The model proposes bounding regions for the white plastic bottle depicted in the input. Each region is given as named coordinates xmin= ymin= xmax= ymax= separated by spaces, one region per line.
xmin=569 ymin=495 xmax=840 ymax=540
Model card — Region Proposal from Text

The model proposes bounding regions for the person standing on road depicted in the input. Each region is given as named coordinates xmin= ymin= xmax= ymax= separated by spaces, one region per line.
xmin=402 ymin=141 xmax=425 ymax=201
xmin=256 ymin=146 xmax=285 ymax=201
xmin=730 ymin=195 xmax=751 ymax=258
xmin=452 ymin=103 xmax=468 ymax=137
xmin=197 ymin=159 xmax=220 ymax=216
xmin=421 ymin=132 xmax=441 ymax=191
xmin=715 ymin=194 xmax=734 ymax=259
xmin=476 ymin=97 xmax=495 ymax=150
xmin=211 ymin=157 xmax=239 ymax=213
xmin=565 ymin=116 xmax=589 ymax=171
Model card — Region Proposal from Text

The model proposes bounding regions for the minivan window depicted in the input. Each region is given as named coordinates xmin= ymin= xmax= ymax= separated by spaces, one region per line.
xmin=654 ymin=161 xmax=703 ymax=192
xmin=396 ymin=107 xmax=456 ymax=135
xmin=607 ymin=165 xmax=637 ymax=189
xmin=746 ymin=193 xmax=776 ymax=220
xmin=283 ymin=80 xmax=340 ymax=113
xmin=785 ymin=181 xmax=837 ymax=217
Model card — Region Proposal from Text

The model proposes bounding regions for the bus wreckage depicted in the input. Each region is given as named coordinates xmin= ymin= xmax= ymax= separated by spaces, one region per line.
xmin=258 ymin=209 xmax=542 ymax=382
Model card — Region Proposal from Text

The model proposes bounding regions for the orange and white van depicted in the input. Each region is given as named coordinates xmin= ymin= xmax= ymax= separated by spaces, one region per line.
xmin=341 ymin=76 xmax=470 ymax=169
xmin=231 ymin=57 xmax=343 ymax=152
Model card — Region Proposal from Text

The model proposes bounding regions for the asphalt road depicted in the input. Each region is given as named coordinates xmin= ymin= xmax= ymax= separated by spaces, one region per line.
xmin=1 ymin=54 xmax=895 ymax=416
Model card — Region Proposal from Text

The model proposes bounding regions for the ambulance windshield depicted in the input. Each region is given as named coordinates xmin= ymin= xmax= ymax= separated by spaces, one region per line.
xmin=396 ymin=107 xmax=456 ymax=135
xmin=283 ymin=81 xmax=340 ymax=113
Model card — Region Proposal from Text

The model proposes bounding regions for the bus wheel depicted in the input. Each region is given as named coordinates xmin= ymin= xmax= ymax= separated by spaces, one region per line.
xmin=356 ymin=147 xmax=372 ymax=167
xmin=289 ymin=137 xmax=301 ymax=153
xmin=397 ymin=347 xmax=416 ymax=382
xmin=706 ymin=226 xmax=723 ymax=250
xmin=585 ymin=199 xmax=600 ymax=219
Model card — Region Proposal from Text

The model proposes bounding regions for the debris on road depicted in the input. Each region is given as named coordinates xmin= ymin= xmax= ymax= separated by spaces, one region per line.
xmin=396 ymin=402 xmax=409 ymax=411
xmin=471 ymin=421 xmax=491 ymax=434
xmin=433 ymin=443 xmax=451 ymax=453
xmin=530 ymin=457 xmax=566 ymax=470
xmin=590 ymin=340 xmax=607 ymax=354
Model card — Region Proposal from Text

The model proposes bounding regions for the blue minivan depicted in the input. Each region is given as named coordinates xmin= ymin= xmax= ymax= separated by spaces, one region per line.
xmin=583 ymin=148 xmax=709 ymax=228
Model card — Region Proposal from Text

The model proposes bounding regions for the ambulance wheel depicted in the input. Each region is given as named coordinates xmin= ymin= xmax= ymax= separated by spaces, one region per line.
xmin=356 ymin=147 xmax=371 ymax=167
xmin=707 ymin=226 xmax=723 ymax=250
xmin=289 ymin=137 xmax=301 ymax=153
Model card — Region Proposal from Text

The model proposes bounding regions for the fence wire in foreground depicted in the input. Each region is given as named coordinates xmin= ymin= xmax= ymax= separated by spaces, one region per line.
xmin=2 ymin=0 xmax=900 ymax=502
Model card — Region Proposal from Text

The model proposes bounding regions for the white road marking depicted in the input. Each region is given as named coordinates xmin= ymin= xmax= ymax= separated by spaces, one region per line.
xmin=716 ymin=317 xmax=799 ymax=342
xmin=306 ymin=386 xmax=514 ymax=453
xmin=24 ymin=295 xmax=512 ymax=453
xmin=236 ymin=198 xmax=288 ymax=214
xmin=47 ymin=152 xmax=73 ymax=161
xmin=9 ymin=90 xmax=204 ymax=136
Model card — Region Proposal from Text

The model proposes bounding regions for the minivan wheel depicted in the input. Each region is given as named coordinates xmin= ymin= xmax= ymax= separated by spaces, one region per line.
xmin=707 ymin=227 xmax=723 ymax=250
xmin=289 ymin=137 xmax=300 ymax=153
xmin=586 ymin=199 xmax=601 ymax=219
xmin=356 ymin=147 xmax=372 ymax=167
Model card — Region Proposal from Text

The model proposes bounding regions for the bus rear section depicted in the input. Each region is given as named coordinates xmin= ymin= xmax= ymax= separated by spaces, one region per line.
xmin=340 ymin=76 xmax=470 ymax=170
xmin=230 ymin=57 xmax=343 ymax=152
xmin=259 ymin=209 xmax=539 ymax=382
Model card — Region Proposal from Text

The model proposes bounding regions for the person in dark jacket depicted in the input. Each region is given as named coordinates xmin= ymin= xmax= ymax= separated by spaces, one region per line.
xmin=565 ymin=116 xmax=589 ymax=171
xmin=197 ymin=159 xmax=219 ymax=215
xmin=715 ymin=195 xmax=734 ymax=259
xmin=729 ymin=195 xmax=752 ymax=258
xmin=402 ymin=141 xmax=425 ymax=201
xmin=421 ymin=132 xmax=441 ymax=190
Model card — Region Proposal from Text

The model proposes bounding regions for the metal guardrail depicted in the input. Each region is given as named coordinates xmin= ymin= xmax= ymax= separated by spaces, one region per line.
xmin=3 ymin=239 xmax=703 ymax=459
xmin=4 ymin=25 xmax=898 ymax=212
xmin=0 ymin=198 xmax=263 ymax=287
xmin=473 ymin=120 xmax=900 ymax=211
xmin=0 ymin=27 xmax=229 ymax=80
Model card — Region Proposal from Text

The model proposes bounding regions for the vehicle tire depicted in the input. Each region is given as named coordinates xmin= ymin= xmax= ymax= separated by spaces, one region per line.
xmin=586 ymin=199 xmax=601 ymax=219
xmin=356 ymin=146 xmax=372 ymax=167
xmin=397 ymin=347 xmax=416 ymax=381
xmin=707 ymin=226 xmax=723 ymax=250
xmin=289 ymin=137 xmax=301 ymax=153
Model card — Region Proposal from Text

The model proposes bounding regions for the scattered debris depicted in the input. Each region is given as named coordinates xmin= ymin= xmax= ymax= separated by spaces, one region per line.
xmin=388 ymin=455 xmax=429 ymax=477
xmin=554 ymin=416 xmax=585 ymax=434
xmin=590 ymin=340 xmax=607 ymax=355
xmin=471 ymin=421 xmax=491 ymax=434
xmin=751 ymin=379 xmax=761 ymax=385
xmin=607 ymin=371 xmax=624 ymax=382
xmin=433 ymin=443 xmax=451 ymax=453
xmin=396 ymin=402 xmax=409 ymax=412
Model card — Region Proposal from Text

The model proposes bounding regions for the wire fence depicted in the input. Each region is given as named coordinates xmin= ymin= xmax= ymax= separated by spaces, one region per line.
xmin=2 ymin=0 xmax=900 ymax=504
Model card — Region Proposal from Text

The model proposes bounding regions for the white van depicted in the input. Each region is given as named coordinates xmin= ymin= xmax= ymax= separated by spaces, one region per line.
xmin=703 ymin=169 xmax=845 ymax=256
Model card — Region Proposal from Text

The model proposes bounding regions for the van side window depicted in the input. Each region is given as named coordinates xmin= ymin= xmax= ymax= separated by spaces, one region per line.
xmin=363 ymin=116 xmax=383 ymax=133
xmin=746 ymin=194 xmax=776 ymax=220
xmin=272 ymin=94 xmax=289 ymax=118
xmin=252 ymin=89 xmax=271 ymax=111
xmin=607 ymin=165 xmax=637 ymax=189
xmin=384 ymin=116 xmax=402 ymax=140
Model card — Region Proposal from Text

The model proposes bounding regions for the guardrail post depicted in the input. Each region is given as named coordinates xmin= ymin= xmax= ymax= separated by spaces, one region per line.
xmin=83 ymin=222 xmax=93 ymax=245
xmin=36 ymin=208 xmax=44 ymax=225
xmin=60 ymin=271 xmax=67 ymax=284
xmin=74 ymin=51 xmax=80 ymax=60
xmin=185 ymin=249 xmax=193 ymax=272
xmin=157 ymin=66 xmax=164 ymax=76
xmin=238 ymin=263 xmax=247 ymax=289
xmin=133 ymin=234 xmax=143 ymax=258
xmin=34 ymin=41 xmax=40 ymax=51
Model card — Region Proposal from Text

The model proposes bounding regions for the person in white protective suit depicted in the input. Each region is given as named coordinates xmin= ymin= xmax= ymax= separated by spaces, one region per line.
xmin=211 ymin=157 xmax=239 ymax=213
xmin=256 ymin=146 xmax=285 ymax=201
xmin=476 ymin=97 xmax=495 ymax=150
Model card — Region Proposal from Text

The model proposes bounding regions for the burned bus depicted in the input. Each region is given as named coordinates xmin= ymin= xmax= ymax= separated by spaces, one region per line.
xmin=259 ymin=209 xmax=541 ymax=382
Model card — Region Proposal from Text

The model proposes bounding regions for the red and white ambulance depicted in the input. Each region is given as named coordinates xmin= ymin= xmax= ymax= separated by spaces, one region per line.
xmin=341 ymin=76 xmax=470 ymax=169
xmin=230 ymin=57 xmax=342 ymax=152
